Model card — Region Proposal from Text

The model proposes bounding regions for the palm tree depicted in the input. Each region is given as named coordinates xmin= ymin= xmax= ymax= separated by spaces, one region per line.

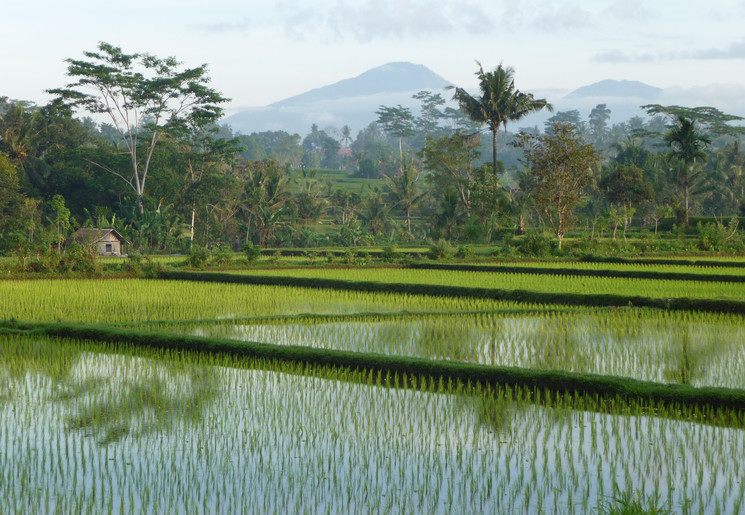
xmin=340 ymin=125 xmax=352 ymax=148
xmin=450 ymin=62 xmax=552 ymax=175
xmin=384 ymin=158 xmax=427 ymax=238
xmin=665 ymin=115 xmax=710 ymax=224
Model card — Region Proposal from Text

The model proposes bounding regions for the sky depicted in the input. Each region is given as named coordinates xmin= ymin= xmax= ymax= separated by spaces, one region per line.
xmin=3 ymin=0 xmax=745 ymax=118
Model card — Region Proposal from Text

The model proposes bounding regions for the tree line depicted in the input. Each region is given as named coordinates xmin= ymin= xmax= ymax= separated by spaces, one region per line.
xmin=2 ymin=42 xmax=745 ymax=259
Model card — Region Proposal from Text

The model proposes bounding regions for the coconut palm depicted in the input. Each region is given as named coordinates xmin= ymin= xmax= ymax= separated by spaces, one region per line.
xmin=450 ymin=62 xmax=552 ymax=175
xmin=665 ymin=115 xmax=710 ymax=224
xmin=384 ymin=157 xmax=427 ymax=238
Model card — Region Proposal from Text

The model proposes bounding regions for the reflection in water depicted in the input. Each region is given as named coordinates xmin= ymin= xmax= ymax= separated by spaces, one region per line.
xmin=0 ymin=334 xmax=80 ymax=384
xmin=180 ymin=310 xmax=745 ymax=388
xmin=2 ymin=334 xmax=745 ymax=513
xmin=57 ymin=357 xmax=217 ymax=445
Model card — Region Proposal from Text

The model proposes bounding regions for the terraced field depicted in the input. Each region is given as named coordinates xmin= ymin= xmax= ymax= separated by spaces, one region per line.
xmin=2 ymin=261 xmax=745 ymax=513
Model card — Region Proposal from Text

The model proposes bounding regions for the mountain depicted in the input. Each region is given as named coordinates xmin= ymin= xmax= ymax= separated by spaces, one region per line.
xmin=565 ymin=79 xmax=662 ymax=99
xmin=223 ymin=62 xmax=452 ymax=135
xmin=273 ymin=62 xmax=451 ymax=107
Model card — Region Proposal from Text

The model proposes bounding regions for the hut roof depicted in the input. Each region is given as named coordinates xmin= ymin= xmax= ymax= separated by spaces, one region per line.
xmin=66 ymin=228 xmax=128 ymax=246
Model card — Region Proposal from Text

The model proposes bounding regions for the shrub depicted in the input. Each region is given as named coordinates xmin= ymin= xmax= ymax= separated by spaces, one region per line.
xmin=518 ymin=231 xmax=552 ymax=257
xmin=455 ymin=244 xmax=473 ymax=260
xmin=428 ymin=239 xmax=452 ymax=261
xmin=189 ymin=245 xmax=210 ymax=269
xmin=382 ymin=245 xmax=397 ymax=263
xmin=211 ymin=244 xmax=233 ymax=267
xmin=59 ymin=243 xmax=102 ymax=276
xmin=242 ymin=242 xmax=262 ymax=264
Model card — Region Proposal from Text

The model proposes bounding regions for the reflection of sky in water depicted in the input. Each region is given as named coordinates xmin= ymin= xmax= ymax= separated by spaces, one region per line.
xmin=190 ymin=313 xmax=745 ymax=388
xmin=2 ymin=348 xmax=743 ymax=513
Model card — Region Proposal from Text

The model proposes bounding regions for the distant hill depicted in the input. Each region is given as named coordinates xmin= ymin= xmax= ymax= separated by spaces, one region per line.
xmin=565 ymin=79 xmax=662 ymax=99
xmin=224 ymin=69 xmax=742 ymax=137
xmin=223 ymin=62 xmax=452 ymax=135
xmin=273 ymin=62 xmax=451 ymax=107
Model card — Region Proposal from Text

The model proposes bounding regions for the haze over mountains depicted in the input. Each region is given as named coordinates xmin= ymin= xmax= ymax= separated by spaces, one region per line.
xmin=223 ymin=62 xmax=744 ymax=136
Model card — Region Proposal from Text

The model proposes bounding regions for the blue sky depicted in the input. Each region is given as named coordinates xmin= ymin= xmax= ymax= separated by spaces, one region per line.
xmin=4 ymin=0 xmax=745 ymax=117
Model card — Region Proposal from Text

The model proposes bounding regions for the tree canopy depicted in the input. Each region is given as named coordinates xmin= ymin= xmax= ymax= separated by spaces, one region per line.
xmin=450 ymin=62 xmax=552 ymax=175
xmin=48 ymin=42 xmax=229 ymax=210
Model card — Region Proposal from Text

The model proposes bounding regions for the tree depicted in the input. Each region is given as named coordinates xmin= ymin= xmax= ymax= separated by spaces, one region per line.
xmin=384 ymin=158 xmax=427 ymax=238
xmin=599 ymin=164 xmax=654 ymax=209
xmin=450 ymin=62 xmax=552 ymax=175
xmin=412 ymin=90 xmax=445 ymax=139
xmin=376 ymin=105 xmax=416 ymax=159
xmin=516 ymin=123 xmax=602 ymax=249
xmin=421 ymin=134 xmax=481 ymax=215
xmin=0 ymin=152 xmax=27 ymax=243
xmin=48 ymin=42 xmax=228 ymax=212
xmin=588 ymin=104 xmax=611 ymax=144
xmin=50 ymin=194 xmax=72 ymax=255
xmin=664 ymin=115 xmax=710 ymax=224
xmin=642 ymin=104 xmax=745 ymax=137
xmin=340 ymin=125 xmax=353 ymax=148
xmin=236 ymin=160 xmax=291 ymax=247
xmin=544 ymin=110 xmax=584 ymax=135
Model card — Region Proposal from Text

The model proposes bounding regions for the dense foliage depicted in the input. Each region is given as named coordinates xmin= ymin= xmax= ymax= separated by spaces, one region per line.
xmin=2 ymin=54 xmax=745 ymax=257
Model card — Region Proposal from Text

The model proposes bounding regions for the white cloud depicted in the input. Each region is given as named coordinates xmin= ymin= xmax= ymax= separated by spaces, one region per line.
xmin=682 ymin=40 xmax=745 ymax=60
xmin=501 ymin=1 xmax=594 ymax=32
xmin=591 ymin=39 xmax=745 ymax=63
xmin=604 ymin=0 xmax=655 ymax=20
xmin=590 ymin=49 xmax=656 ymax=63
xmin=198 ymin=0 xmax=495 ymax=42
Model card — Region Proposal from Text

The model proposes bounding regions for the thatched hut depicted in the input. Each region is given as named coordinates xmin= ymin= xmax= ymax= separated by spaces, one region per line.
xmin=66 ymin=228 xmax=128 ymax=256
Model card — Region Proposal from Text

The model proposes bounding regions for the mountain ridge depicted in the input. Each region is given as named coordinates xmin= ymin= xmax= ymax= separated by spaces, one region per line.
xmin=565 ymin=79 xmax=662 ymax=99
xmin=223 ymin=65 xmax=734 ymax=135
xmin=272 ymin=62 xmax=452 ymax=107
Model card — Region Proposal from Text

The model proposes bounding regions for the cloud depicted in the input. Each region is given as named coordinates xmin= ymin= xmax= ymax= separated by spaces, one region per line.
xmin=591 ymin=39 xmax=745 ymax=63
xmin=304 ymin=0 xmax=496 ymax=42
xmin=604 ymin=0 xmax=655 ymax=21
xmin=659 ymin=84 xmax=745 ymax=116
xmin=198 ymin=18 xmax=255 ymax=32
xmin=197 ymin=0 xmax=495 ymax=42
xmin=683 ymin=40 xmax=745 ymax=59
xmin=502 ymin=1 xmax=593 ymax=32
xmin=590 ymin=49 xmax=655 ymax=64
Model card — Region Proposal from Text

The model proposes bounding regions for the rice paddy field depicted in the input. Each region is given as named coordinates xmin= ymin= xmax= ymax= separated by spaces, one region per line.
xmin=235 ymin=267 xmax=745 ymax=300
xmin=3 ymin=262 xmax=745 ymax=513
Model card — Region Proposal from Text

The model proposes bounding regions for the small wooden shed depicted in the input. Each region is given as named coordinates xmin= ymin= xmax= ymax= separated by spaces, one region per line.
xmin=67 ymin=228 xmax=128 ymax=256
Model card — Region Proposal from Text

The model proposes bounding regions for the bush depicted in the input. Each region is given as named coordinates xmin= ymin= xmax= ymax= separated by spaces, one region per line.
xmin=242 ymin=242 xmax=262 ymax=264
xmin=189 ymin=245 xmax=210 ymax=269
xmin=455 ymin=244 xmax=473 ymax=260
xmin=59 ymin=243 xmax=101 ymax=276
xmin=428 ymin=239 xmax=452 ymax=260
xmin=381 ymin=245 xmax=397 ymax=263
xmin=122 ymin=252 xmax=143 ymax=276
xmin=698 ymin=217 xmax=743 ymax=252
xmin=343 ymin=249 xmax=355 ymax=265
xmin=518 ymin=231 xmax=552 ymax=257
xmin=140 ymin=255 xmax=164 ymax=278
xmin=211 ymin=244 xmax=233 ymax=267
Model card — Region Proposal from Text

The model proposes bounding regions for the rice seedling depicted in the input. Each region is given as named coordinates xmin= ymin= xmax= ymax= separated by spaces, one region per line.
xmin=233 ymin=267 xmax=745 ymax=301
xmin=166 ymin=308 xmax=745 ymax=389
xmin=0 ymin=278 xmax=541 ymax=324
xmin=3 ymin=259 xmax=745 ymax=513
xmin=1 ymin=333 xmax=743 ymax=514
